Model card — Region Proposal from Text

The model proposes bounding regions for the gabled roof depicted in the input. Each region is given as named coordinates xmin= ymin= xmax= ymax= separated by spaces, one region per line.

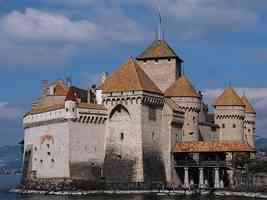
xmin=136 ymin=40 xmax=183 ymax=61
xmin=174 ymin=141 xmax=255 ymax=153
xmin=214 ymin=87 xmax=245 ymax=107
xmin=102 ymin=58 xmax=162 ymax=94
xmin=165 ymin=75 xmax=200 ymax=98
xmin=241 ymin=95 xmax=256 ymax=114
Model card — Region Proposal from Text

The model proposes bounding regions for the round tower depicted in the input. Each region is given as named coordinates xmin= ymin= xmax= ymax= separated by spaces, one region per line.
xmin=214 ymin=87 xmax=245 ymax=142
xmin=241 ymin=95 xmax=256 ymax=148
xmin=64 ymin=89 xmax=78 ymax=119
xmin=165 ymin=75 xmax=201 ymax=141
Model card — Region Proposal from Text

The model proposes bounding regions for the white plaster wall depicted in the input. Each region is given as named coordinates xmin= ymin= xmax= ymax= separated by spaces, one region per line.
xmin=69 ymin=120 xmax=106 ymax=165
xmin=24 ymin=121 xmax=70 ymax=178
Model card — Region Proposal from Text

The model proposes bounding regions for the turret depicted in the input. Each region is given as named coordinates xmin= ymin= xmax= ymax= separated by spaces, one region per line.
xmin=214 ymin=87 xmax=245 ymax=142
xmin=165 ymin=75 xmax=201 ymax=141
xmin=64 ymin=89 xmax=78 ymax=119
xmin=241 ymin=95 xmax=256 ymax=148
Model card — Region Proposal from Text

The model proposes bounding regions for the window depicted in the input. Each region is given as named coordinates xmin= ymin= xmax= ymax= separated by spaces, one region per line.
xmin=233 ymin=124 xmax=236 ymax=128
xmin=248 ymin=129 xmax=251 ymax=132
xmin=46 ymin=144 xmax=50 ymax=148
xmin=40 ymin=159 xmax=43 ymax=163
xmin=66 ymin=108 xmax=69 ymax=112
xmin=149 ymin=107 xmax=156 ymax=121
xmin=51 ymin=159 xmax=55 ymax=163
xmin=152 ymin=132 xmax=155 ymax=140
xmin=222 ymin=124 xmax=225 ymax=129
xmin=47 ymin=152 xmax=51 ymax=156
xmin=72 ymin=108 xmax=75 ymax=112
xmin=155 ymin=59 xmax=158 ymax=63
xmin=34 ymin=147 xmax=38 ymax=151
xmin=168 ymin=58 xmax=171 ymax=62
xmin=189 ymin=132 xmax=194 ymax=135
xmin=120 ymin=133 xmax=124 ymax=140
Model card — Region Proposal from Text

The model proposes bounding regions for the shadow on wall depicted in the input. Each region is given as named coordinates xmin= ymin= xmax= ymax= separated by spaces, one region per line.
xmin=103 ymin=148 xmax=136 ymax=183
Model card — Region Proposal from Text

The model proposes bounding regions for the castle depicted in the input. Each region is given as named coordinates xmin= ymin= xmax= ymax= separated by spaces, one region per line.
xmin=22 ymin=39 xmax=256 ymax=189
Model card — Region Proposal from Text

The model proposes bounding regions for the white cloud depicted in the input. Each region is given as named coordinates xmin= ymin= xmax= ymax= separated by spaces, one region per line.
xmin=0 ymin=102 xmax=24 ymax=120
xmin=0 ymin=8 xmax=147 ymax=68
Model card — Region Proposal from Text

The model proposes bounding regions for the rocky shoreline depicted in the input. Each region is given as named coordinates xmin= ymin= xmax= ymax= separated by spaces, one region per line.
xmin=9 ymin=189 xmax=267 ymax=199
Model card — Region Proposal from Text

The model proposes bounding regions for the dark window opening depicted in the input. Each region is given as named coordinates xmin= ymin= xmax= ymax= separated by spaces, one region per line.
xmin=66 ymin=108 xmax=69 ymax=112
xmin=47 ymin=152 xmax=51 ymax=156
xmin=222 ymin=124 xmax=225 ymax=128
xmin=72 ymin=108 xmax=75 ymax=112
xmin=168 ymin=58 xmax=171 ymax=62
xmin=46 ymin=144 xmax=50 ymax=148
xmin=34 ymin=147 xmax=38 ymax=151
xmin=155 ymin=59 xmax=158 ymax=63
xmin=233 ymin=124 xmax=236 ymax=128
xmin=40 ymin=160 xmax=43 ymax=163
xmin=118 ymin=155 xmax=122 ymax=159
xmin=248 ymin=129 xmax=251 ymax=132
xmin=189 ymin=132 xmax=194 ymax=135
xmin=152 ymin=132 xmax=155 ymax=140
xmin=51 ymin=159 xmax=55 ymax=162
xmin=120 ymin=133 xmax=124 ymax=140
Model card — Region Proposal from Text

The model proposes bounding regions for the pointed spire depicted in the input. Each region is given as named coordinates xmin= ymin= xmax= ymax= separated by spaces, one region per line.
xmin=214 ymin=87 xmax=244 ymax=107
xmin=165 ymin=75 xmax=200 ymax=98
xmin=241 ymin=95 xmax=256 ymax=114
xmin=156 ymin=0 xmax=163 ymax=41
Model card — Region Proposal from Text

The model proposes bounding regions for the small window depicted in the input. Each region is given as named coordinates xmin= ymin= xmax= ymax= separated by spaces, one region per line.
xmin=248 ymin=129 xmax=251 ymax=133
xmin=155 ymin=59 xmax=158 ymax=63
xmin=120 ymin=133 xmax=124 ymax=140
xmin=118 ymin=155 xmax=122 ymax=159
xmin=47 ymin=152 xmax=51 ymax=156
xmin=222 ymin=124 xmax=225 ymax=129
xmin=149 ymin=107 xmax=156 ymax=121
xmin=189 ymin=132 xmax=194 ymax=135
xmin=66 ymin=108 xmax=69 ymax=112
xmin=72 ymin=108 xmax=75 ymax=112
xmin=51 ymin=159 xmax=55 ymax=163
xmin=144 ymin=60 xmax=147 ymax=63
xmin=168 ymin=58 xmax=171 ymax=62
xmin=91 ymin=162 xmax=95 ymax=166
xmin=34 ymin=147 xmax=38 ymax=151
xmin=40 ymin=159 xmax=43 ymax=163
xmin=46 ymin=144 xmax=50 ymax=148
xmin=152 ymin=132 xmax=155 ymax=140
xmin=233 ymin=124 xmax=236 ymax=128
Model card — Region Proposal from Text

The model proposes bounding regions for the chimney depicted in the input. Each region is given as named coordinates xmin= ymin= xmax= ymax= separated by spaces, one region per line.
xmin=101 ymin=72 xmax=108 ymax=84
xmin=42 ymin=80 xmax=49 ymax=96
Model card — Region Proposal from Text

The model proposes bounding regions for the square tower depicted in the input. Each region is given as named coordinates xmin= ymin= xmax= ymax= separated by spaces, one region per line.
xmin=136 ymin=40 xmax=183 ymax=92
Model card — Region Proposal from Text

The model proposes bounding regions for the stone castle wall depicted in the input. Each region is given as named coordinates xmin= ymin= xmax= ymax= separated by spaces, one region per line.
xmin=137 ymin=58 xmax=181 ymax=92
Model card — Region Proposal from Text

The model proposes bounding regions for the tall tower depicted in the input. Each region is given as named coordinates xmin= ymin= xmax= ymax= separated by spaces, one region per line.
xmin=136 ymin=40 xmax=183 ymax=92
xmin=214 ymin=87 xmax=245 ymax=142
xmin=165 ymin=75 xmax=201 ymax=141
xmin=241 ymin=95 xmax=256 ymax=148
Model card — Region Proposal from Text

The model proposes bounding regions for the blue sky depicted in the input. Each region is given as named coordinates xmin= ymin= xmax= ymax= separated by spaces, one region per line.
xmin=0 ymin=0 xmax=267 ymax=146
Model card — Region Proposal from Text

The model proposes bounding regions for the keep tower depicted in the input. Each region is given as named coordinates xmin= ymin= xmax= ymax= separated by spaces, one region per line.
xmin=136 ymin=40 xmax=183 ymax=92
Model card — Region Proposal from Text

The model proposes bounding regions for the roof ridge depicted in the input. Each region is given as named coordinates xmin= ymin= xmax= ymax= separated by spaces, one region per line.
xmin=214 ymin=87 xmax=245 ymax=107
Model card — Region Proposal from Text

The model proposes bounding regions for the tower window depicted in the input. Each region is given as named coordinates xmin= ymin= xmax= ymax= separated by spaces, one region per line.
xmin=248 ymin=129 xmax=251 ymax=132
xmin=66 ymin=108 xmax=69 ymax=112
xmin=72 ymin=108 xmax=75 ymax=112
xmin=46 ymin=144 xmax=50 ymax=148
xmin=51 ymin=159 xmax=55 ymax=163
xmin=149 ymin=107 xmax=156 ymax=121
xmin=189 ymin=132 xmax=194 ymax=135
xmin=152 ymin=132 xmax=155 ymax=140
xmin=120 ymin=133 xmax=124 ymax=140
xmin=47 ymin=152 xmax=51 ymax=156
xmin=233 ymin=124 xmax=236 ymax=128
xmin=168 ymin=58 xmax=171 ymax=62
xmin=222 ymin=124 xmax=225 ymax=128
xmin=155 ymin=59 xmax=158 ymax=63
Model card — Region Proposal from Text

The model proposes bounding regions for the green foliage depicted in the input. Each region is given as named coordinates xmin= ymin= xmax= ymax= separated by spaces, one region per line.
xmin=248 ymin=160 xmax=267 ymax=174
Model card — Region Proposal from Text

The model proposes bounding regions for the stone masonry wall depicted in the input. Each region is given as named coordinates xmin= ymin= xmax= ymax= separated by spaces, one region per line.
xmin=137 ymin=58 xmax=181 ymax=92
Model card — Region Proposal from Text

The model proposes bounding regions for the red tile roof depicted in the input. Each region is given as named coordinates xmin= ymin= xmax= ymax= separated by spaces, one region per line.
xmin=165 ymin=75 xmax=200 ymax=98
xmin=214 ymin=87 xmax=245 ymax=107
xmin=102 ymin=58 xmax=162 ymax=94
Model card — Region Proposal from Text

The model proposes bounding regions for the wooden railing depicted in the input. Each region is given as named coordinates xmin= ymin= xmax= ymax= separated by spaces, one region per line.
xmin=174 ymin=160 xmax=233 ymax=167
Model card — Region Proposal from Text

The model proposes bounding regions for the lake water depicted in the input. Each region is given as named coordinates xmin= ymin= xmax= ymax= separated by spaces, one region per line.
xmin=0 ymin=176 xmax=262 ymax=200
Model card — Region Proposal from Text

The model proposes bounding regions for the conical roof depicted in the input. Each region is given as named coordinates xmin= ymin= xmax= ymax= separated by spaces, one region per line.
xmin=241 ymin=95 xmax=256 ymax=114
xmin=136 ymin=40 xmax=183 ymax=62
xmin=102 ymin=58 xmax=162 ymax=94
xmin=214 ymin=87 xmax=245 ymax=107
xmin=165 ymin=75 xmax=200 ymax=98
